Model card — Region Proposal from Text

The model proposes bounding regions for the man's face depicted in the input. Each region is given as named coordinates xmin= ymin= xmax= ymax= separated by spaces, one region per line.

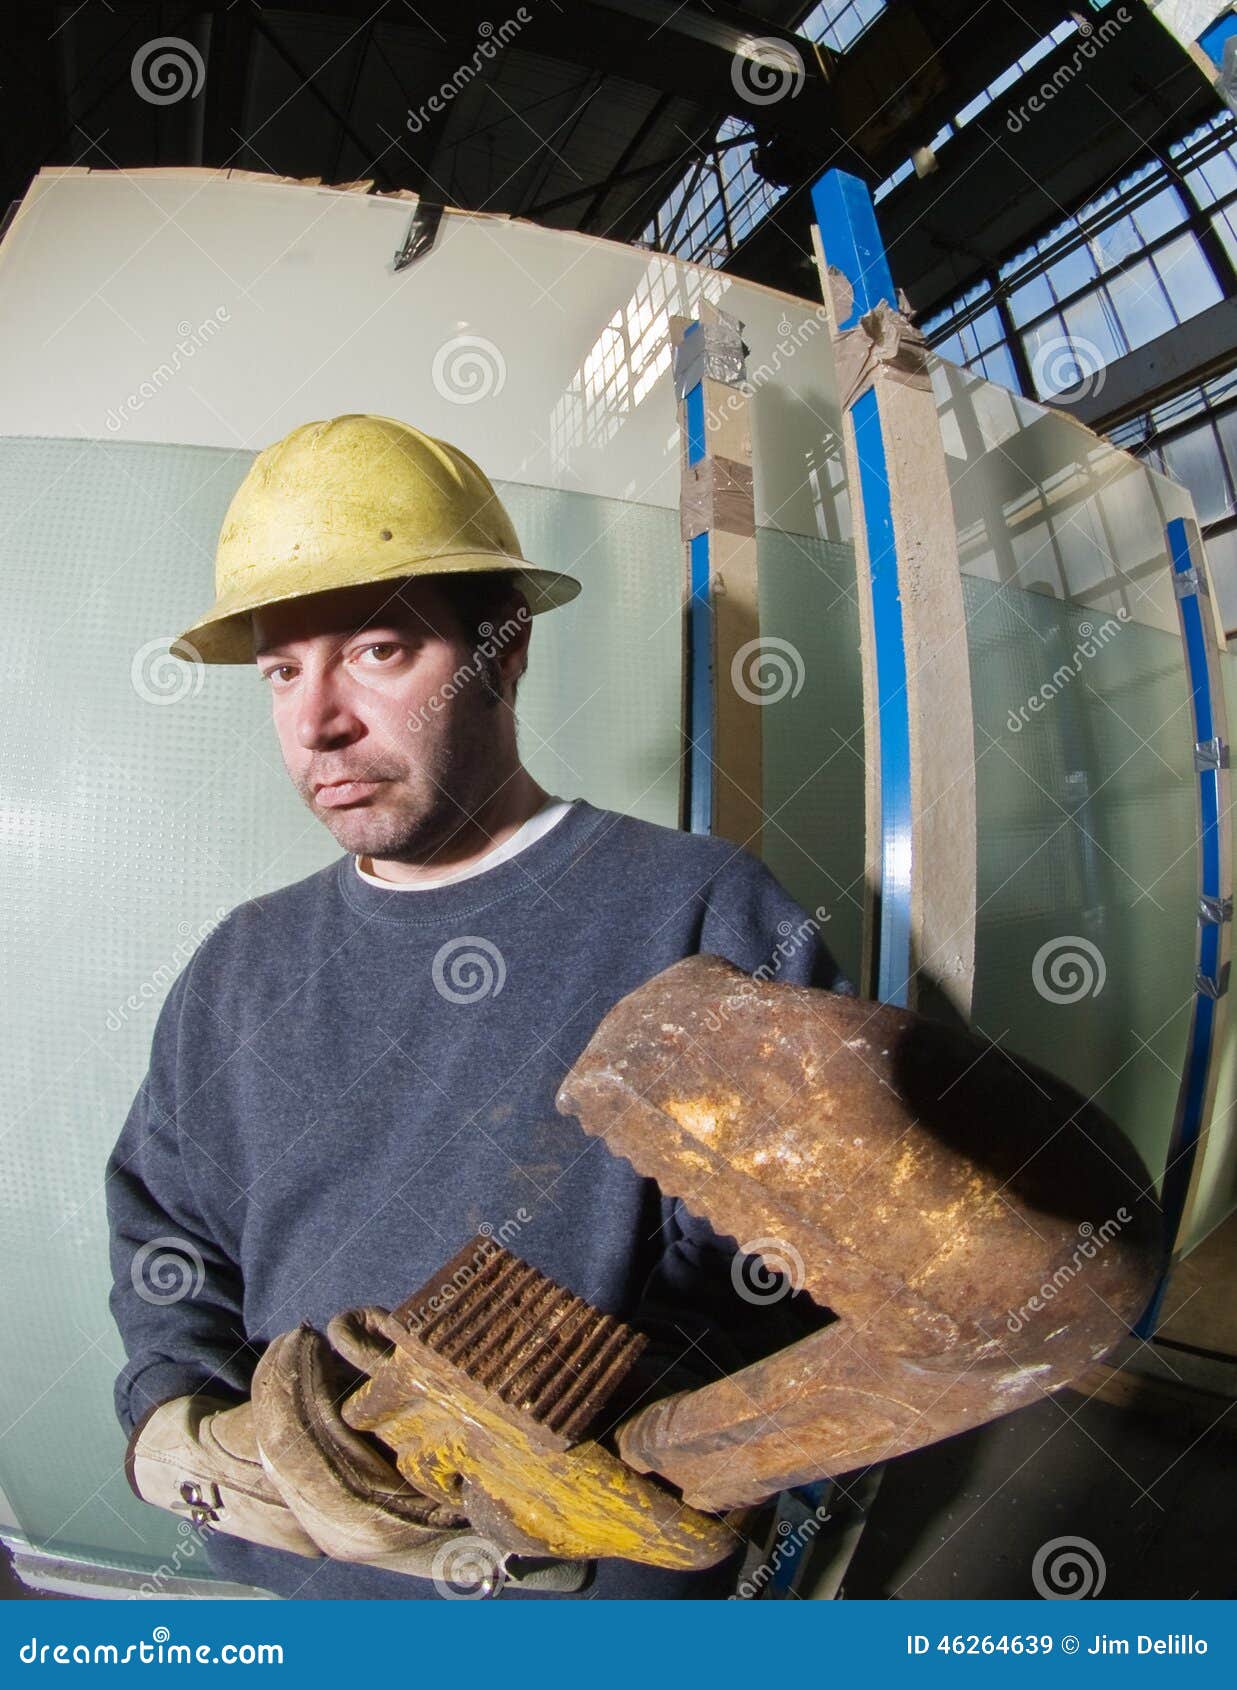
xmin=252 ymin=576 xmax=519 ymax=861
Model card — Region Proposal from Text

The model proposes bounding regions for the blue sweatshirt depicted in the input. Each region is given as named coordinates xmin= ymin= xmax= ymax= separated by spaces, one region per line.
xmin=105 ymin=796 xmax=851 ymax=1599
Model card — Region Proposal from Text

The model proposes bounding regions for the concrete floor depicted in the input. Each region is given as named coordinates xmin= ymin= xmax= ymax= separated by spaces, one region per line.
xmin=839 ymin=1378 xmax=1235 ymax=1599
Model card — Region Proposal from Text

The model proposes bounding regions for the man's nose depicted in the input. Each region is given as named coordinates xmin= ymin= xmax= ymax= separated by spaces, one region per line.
xmin=294 ymin=668 xmax=360 ymax=750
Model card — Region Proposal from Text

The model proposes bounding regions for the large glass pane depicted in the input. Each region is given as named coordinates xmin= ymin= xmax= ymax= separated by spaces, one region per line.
xmin=963 ymin=577 xmax=1197 ymax=1183
xmin=757 ymin=528 xmax=865 ymax=988
xmin=1204 ymin=524 xmax=1237 ymax=634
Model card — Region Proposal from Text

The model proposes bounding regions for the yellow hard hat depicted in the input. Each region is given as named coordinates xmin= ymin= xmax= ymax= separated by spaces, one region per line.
xmin=171 ymin=414 xmax=582 ymax=663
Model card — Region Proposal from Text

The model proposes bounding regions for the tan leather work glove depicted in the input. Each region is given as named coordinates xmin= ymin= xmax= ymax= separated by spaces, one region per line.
xmin=126 ymin=1322 xmax=591 ymax=1594
xmin=124 ymin=1392 xmax=322 ymax=1557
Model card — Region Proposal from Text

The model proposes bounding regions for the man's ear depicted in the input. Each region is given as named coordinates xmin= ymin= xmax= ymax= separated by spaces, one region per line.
xmin=497 ymin=589 xmax=533 ymax=694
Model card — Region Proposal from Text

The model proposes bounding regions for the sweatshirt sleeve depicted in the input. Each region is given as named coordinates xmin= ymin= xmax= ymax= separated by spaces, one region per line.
xmin=698 ymin=849 xmax=855 ymax=996
xmin=622 ymin=849 xmax=846 ymax=1410
xmin=104 ymin=953 xmax=261 ymax=1437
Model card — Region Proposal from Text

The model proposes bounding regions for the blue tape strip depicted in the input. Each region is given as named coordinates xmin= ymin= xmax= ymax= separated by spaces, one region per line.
xmin=810 ymin=169 xmax=896 ymax=326
xmin=812 ymin=167 xmax=911 ymax=1006
xmin=1198 ymin=13 xmax=1237 ymax=68
xmin=1137 ymin=518 xmax=1229 ymax=1330
xmin=687 ymin=528 xmax=713 ymax=835
xmin=685 ymin=383 xmax=706 ymax=467
xmin=854 ymin=387 xmax=913 ymax=1007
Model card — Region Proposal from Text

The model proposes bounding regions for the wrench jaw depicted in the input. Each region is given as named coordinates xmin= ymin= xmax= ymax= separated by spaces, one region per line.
xmin=555 ymin=954 xmax=1164 ymax=1513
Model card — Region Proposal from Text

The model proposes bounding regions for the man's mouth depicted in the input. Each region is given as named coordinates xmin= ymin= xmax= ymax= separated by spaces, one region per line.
xmin=313 ymin=778 xmax=387 ymax=807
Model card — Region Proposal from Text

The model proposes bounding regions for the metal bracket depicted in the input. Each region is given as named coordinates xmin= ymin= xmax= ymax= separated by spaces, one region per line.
xmin=1199 ymin=894 xmax=1234 ymax=925
xmin=1196 ymin=963 xmax=1231 ymax=999
xmin=394 ymin=201 xmax=444 ymax=272
xmin=1173 ymin=566 xmax=1206 ymax=598
xmin=1194 ymin=736 xmax=1229 ymax=771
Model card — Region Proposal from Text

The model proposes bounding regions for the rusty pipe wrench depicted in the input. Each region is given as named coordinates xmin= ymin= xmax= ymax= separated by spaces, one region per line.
xmin=554 ymin=954 xmax=1162 ymax=1513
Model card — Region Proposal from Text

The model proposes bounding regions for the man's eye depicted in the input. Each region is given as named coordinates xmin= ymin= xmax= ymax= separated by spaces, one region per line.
xmin=360 ymin=643 xmax=401 ymax=663
xmin=264 ymin=665 xmax=294 ymax=685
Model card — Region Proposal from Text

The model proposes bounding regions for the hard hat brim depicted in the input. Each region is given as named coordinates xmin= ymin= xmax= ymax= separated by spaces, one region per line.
xmin=170 ymin=553 xmax=582 ymax=665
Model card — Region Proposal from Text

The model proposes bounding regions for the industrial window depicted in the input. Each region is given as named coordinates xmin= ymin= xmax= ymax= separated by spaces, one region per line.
xmin=920 ymin=119 xmax=1237 ymax=400
xmin=639 ymin=2 xmax=885 ymax=264
xmin=1110 ymin=368 xmax=1237 ymax=630
xmin=797 ymin=0 xmax=887 ymax=56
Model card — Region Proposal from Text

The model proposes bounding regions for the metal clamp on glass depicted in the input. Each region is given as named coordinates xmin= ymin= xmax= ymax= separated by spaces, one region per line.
xmin=1172 ymin=566 xmax=1204 ymax=598
xmin=1199 ymin=895 xmax=1233 ymax=925
xmin=1194 ymin=736 xmax=1230 ymax=771
xmin=1196 ymin=963 xmax=1231 ymax=1000
xmin=671 ymin=312 xmax=749 ymax=398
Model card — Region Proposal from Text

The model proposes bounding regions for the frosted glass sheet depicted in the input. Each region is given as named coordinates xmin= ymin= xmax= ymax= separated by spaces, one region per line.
xmin=933 ymin=358 xmax=1196 ymax=634
xmin=0 ymin=436 xmax=681 ymax=1568
xmin=757 ymin=529 xmax=864 ymax=987
xmin=964 ymin=575 xmax=1198 ymax=1185
xmin=1183 ymin=649 xmax=1237 ymax=1251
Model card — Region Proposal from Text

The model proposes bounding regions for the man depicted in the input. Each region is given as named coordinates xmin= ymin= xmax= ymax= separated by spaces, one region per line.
xmin=106 ymin=413 xmax=851 ymax=1601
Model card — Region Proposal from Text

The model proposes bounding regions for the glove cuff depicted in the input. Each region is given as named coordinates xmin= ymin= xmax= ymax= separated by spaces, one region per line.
xmin=125 ymin=1393 xmax=323 ymax=1558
